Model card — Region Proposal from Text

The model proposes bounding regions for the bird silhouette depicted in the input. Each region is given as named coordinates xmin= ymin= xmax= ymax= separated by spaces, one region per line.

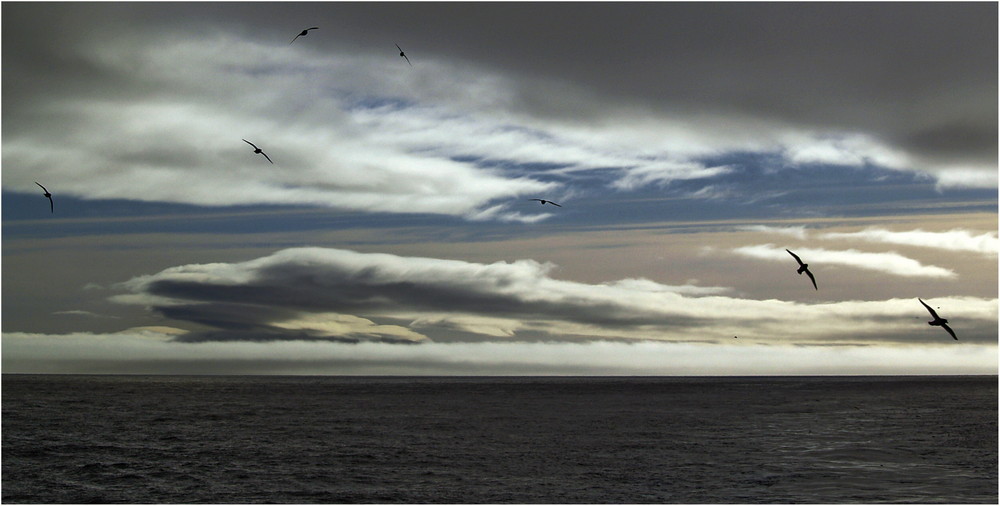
xmin=290 ymin=27 xmax=319 ymax=44
xmin=395 ymin=43 xmax=412 ymax=66
xmin=242 ymin=139 xmax=273 ymax=164
xmin=919 ymin=298 xmax=957 ymax=340
xmin=785 ymin=249 xmax=817 ymax=290
xmin=35 ymin=181 xmax=53 ymax=213
xmin=529 ymin=199 xmax=562 ymax=207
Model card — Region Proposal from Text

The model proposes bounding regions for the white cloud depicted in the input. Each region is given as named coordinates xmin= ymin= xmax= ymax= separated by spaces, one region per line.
xmin=931 ymin=166 xmax=999 ymax=189
xmin=732 ymin=244 xmax=956 ymax=278
xmin=781 ymin=132 xmax=910 ymax=169
xmin=820 ymin=228 xmax=999 ymax=257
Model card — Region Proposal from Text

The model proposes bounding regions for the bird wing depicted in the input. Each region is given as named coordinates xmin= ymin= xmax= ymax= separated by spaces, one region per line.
xmin=941 ymin=323 xmax=957 ymax=340
xmin=308 ymin=27 xmax=319 ymax=30
xmin=919 ymin=298 xmax=940 ymax=319
xmin=403 ymin=54 xmax=412 ymax=66
xmin=804 ymin=268 xmax=817 ymax=290
xmin=261 ymin=152 xmax=273 ymax=164
xmin=35 ymin=181 xmax=48 ymax=193
xmin=396 ymin=43 xmax=403 ymax=51
xmin=48 ymin=195 xmax=53 ymax=213
xmin=290 ymin=34 xmax=301 ymax=44
xmin=785 ymin=249 xmax=804 ymax=266
xmin=549 ymin=201 xmax=562 ymax=207
xmin=243 ymin=139 xmax=257 ymax=149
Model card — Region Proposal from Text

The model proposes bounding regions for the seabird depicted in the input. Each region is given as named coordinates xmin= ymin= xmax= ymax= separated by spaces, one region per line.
xmin=395 ymin=44 xmax=412 ymax=66
xmin=35 ymin=181 xmax=53 ymax=213
xmin=786 ymin=249 xmax=817 ymax=290
xmin=919 ymin=298 xmax=957 ymax=340
xmin=290 ymin=27 xmax=319 ymax=44
xmin=242 ymin=139 xmax=273 ymax=164
xmin=529 ymin=199 xmax=562 ymax=207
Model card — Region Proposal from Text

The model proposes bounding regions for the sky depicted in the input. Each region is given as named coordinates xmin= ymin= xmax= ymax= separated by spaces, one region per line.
xmin=2 ymin=2 xmax=997 ymax=375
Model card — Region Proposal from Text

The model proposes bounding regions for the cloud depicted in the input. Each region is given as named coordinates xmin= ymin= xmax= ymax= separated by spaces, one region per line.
xmin=732 ymin=244 xmax=956 ymax=278
xmin=820 ymin=228 xmax=999 ymax=257
xmin=113 ymin=247 xmax=996 ymax=344
xmin=4 ymin=2 xmax=995 ymax=231
xmin=53 ymin=310 xmax=120 ymax=319
xmin=2 ymin=330 xmax=996 ymax=375
xmin=737 ymin=225 xmax=998 ymax=257
xmin=781 ymin=132 xmax=910 ymax=169
xmin=2 ymin=33 xmax=560 ymax=222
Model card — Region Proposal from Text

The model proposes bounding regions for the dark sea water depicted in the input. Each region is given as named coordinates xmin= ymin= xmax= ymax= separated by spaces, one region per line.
xmin=2 ymin=375 xmax=996 ymax=504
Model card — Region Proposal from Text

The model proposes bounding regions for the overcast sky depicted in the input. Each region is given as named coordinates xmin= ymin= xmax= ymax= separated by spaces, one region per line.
xmin=3 ymin=2 xmax=997 ymax=375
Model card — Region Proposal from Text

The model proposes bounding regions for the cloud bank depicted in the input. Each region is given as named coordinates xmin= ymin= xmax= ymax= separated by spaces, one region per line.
xmin=114 ymin=247 xmax=997 ymax=345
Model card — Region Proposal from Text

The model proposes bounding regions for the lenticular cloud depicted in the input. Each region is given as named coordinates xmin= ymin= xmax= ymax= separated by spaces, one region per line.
xmin=114 ymin=247 xmax=997 ymax=345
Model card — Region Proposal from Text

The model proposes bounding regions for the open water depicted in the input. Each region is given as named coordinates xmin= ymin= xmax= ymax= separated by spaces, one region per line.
xmin=2 ymin=375 xmax=996 ymax=503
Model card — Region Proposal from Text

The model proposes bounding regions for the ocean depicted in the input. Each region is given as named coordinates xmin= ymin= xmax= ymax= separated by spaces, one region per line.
xmin=2 ymin=375 xmax=996 ymax=503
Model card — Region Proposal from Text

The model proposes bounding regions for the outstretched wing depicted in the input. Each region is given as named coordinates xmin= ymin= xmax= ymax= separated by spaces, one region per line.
xmin=242 ymin=139 xmax=258 ymax=149
xmin=402 ymin=54 xmax=412 ymax=66
xmin=918 ymin=298 xmax=940 ymax=319
xmin=290 ymin=34 xmax=302 ymax=44
xmin=940 ymin=323 xmax=958 ymax=340
xmin=35 ymin=181 xmax=48 ymax=193
xmin=548 ymin=201 xmax=562 ymax=207
xmin=307 ymin=27 xmax=319 ymax=30
xmin=804 ymin=268 xmax=817 ymax=290
xmin=261 ymin=152 xmax=273 ymax=164
xmin=396 ymin=43 xmax=403 ymax=52
xmin=785 ymin=249 xmax=804 ymax=266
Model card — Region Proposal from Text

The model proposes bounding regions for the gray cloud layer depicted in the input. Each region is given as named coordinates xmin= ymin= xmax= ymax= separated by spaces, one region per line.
xmin=4 ymin=2 xmax=996 ymax=219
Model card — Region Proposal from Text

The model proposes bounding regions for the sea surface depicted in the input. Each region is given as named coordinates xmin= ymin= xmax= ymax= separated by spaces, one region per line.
xmin=2 ymin=375 xmax=996 ymax=504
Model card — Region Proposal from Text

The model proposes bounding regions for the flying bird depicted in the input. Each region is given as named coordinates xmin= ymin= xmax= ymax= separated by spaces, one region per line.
xmin=35 ymin=181 xmax=53 ymax=213
xmin=919 ymin=298 xmax=957 ymax=340
xmin=290 ymin=27 xmax=319 ymax=44
xmin=242 ymin=139 xmax=273 ymax=164
xmin=529 ymin=199 xmax=562 ymax=207
xmin=395 ymin=43 xmax=412 ymax=66
xmin=785 ymin=249 xmax=817 ymax=290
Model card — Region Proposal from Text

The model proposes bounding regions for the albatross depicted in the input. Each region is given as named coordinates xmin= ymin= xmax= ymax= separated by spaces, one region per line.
xmin=919 ymin=298 xmax=957 ymax=340
xmin=35 ymin=182 xmax=53 ymax=213
xmin=290 ymin=27 xmax=319 ymax=44
xmin=242 ymin=139 xmax=273 ymax=164
xmin=785 ymin=249 xmax=817 ymax=290
xmin=529 ymin=199 xmax=562 ymax=207
xmin=396 ymin=44 xmax=412 ymax=66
